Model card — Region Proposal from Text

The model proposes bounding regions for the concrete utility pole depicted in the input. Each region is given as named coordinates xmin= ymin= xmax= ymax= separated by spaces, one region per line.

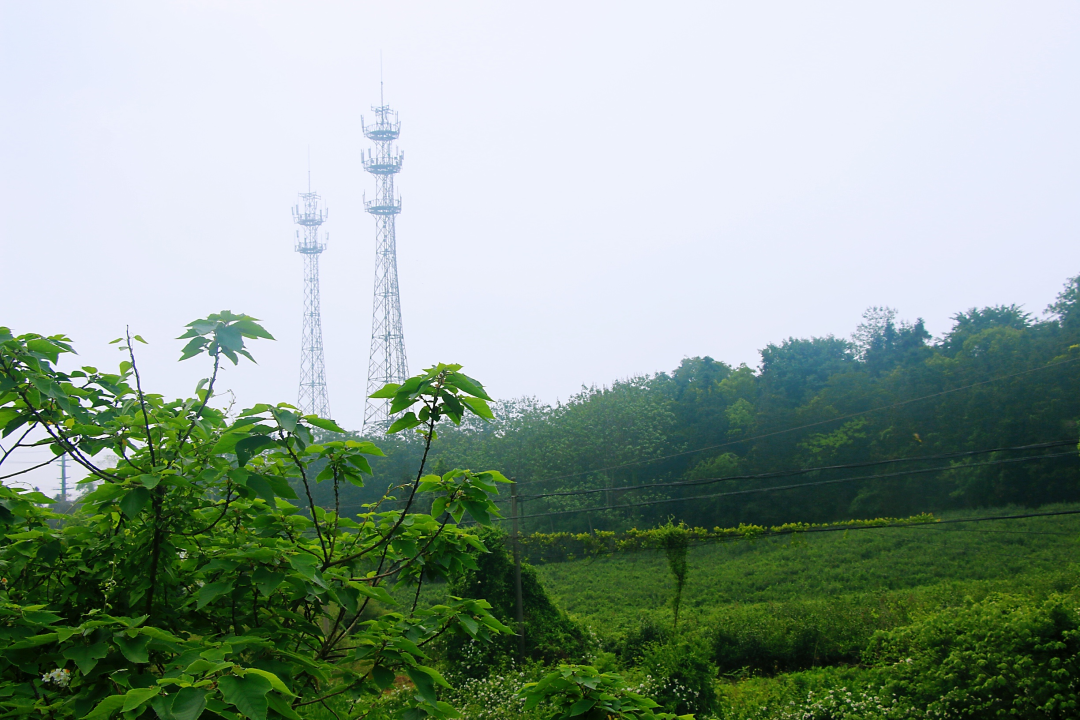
xmin=59 ymin=454 xmax=67 ymax=503
xmin=511 ymin=480 xmax=525 ymax=661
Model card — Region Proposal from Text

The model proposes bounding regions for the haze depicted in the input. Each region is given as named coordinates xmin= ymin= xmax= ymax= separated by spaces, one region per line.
xmin=3 ymin=2 xmax=1079 ymax=495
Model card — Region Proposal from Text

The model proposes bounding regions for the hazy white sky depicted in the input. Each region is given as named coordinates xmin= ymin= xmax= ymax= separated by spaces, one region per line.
xmin=3 ymin=2 xmax=1080 ymax=493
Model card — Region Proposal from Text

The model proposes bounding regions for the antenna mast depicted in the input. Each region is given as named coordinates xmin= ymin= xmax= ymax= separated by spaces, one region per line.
xmin=292 ymin=175 xmax=332 ymax=418
xmin=361 ymin=89 xmax=409 ymax=433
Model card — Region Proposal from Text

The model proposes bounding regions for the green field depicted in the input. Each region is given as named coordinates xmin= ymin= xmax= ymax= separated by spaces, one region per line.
xmin=535 ymin=505 xmax=1080 ymax=626
xmin=402 ymin=505 xmax=1080 ymax=719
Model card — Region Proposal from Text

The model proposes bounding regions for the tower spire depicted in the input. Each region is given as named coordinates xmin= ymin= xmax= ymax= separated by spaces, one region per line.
xmin=293 ymin=175 xmax=331 ymax=418
xmin=361 ymin=89 xmax=408 ymax=433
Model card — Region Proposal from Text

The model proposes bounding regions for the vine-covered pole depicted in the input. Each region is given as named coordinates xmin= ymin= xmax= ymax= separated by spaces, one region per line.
xmin=511 ymin=478 xmax=525 ymax=661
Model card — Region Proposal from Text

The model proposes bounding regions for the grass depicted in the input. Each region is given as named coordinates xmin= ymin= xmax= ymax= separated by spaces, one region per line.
xmin=532 ymin=504 xmax=1080 ymax=627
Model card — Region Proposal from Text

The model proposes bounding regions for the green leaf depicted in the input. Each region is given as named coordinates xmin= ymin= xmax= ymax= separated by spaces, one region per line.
xmin=568 ymin=697 xmax=597 ymax=716
xmin=231 ymin=319 xmax=275 ymax=341
xmin=6 ymin=632 xmax=58 ymax=650
xmin=235 ymin=435 xmax=276 ymax=467
xmin=305 ymin=416 xmax=344 ymax=433
xmin=252 ymin=567 xmax=285 ymax=597
xmin=170 ymin=688 xmax=209 ymax=720
xmin=406 ymin=666 xmax=438 ymax=705
xmin=115 ymin=633 xmax=152 ymax=664
xmin=387 ymin=412 xmax=420 ymax=434
xmin=218 ymin=673 xmax=272 ymax=720
xmin=461 ymin=500 xmax=491 ymax=526
xmin=119 ymin=487 xmax=152 ymax=518
xmin=243 ymin=474 xmax=276 ymax=506
xmin=85 ymin=695 xmax=125 ymax=720
xmin=368 ymin=383 xmax=400 ymax=399
xmin=152 ymin=687 xmax=208 ymax=720
xmin=122 ymin=687 xmax=161 ymax=713
xmin=254 ymin=472 xmax=298 ymax=500
xmin=371 ymin=664 xmax=396 ymax=690
xmin=446 ymin=372 xmax=491 ymax=401
xmin=63 ymin=641 xmax=109 ymax=673
xmin=242 ymin=668 xmax=294 ymax=698
xmin=460 ymin=395 xmax=494 ymax=420
xmin=179 ymin=337 xmax=209 ymax=361
xmin=197 ymin=581 xmax=235 ymax=610
xmin=266 ymin=693 xmax=302 ymax=720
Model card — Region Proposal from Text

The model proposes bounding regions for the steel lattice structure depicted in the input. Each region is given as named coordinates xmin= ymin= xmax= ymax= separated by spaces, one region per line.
xmin=293 ymin=179 xmax=332 ymax=419
xmin=361 ymin=95 xmax=409 ymax=433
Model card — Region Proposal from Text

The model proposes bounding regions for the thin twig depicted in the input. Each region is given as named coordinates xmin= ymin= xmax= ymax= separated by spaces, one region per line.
xmin=125 ymin=327 xmax=157 ymax=467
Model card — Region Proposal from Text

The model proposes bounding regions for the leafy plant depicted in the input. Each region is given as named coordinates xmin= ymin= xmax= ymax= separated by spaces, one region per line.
xmin=866 ymin=592 xmax=1080 ymax=718
xmin=0 ymin=315 xmax=512 ymax=720
xmin=518 ymin=665 xmax=692 ymax=720
xmin=654 ymin=523 xmax=689 ymax=630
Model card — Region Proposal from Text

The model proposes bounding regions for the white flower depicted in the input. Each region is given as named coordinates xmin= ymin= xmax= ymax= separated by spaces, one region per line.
xmin=42 ymin=667 xmax=71 ymax=688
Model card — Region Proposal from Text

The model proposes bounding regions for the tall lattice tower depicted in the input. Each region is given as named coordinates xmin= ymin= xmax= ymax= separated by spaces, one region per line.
xmin=362 ymin=90 xmax=409 ymax=432
xmin=293 ymin=176 xmax=332 ymax=418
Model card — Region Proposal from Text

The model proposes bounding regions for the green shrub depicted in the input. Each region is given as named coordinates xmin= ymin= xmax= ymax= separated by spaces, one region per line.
xmin=707 ymin=593 xmax=919 ymax=675
xmin=445 ymin=526 xmax=589 ymax=676
xmin=866 ymin=592 xmax=1080 ymax=718
xmin=637 ymin=634 xmax=717 ymax=716
xmin=613 ymin=611 xmax=672 ymax=663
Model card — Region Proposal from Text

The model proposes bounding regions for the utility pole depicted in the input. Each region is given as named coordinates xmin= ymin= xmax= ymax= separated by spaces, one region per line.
xmin=59 ymin=454 xmax=67 ymax=503
xmin=511 ymin=480 xmax=525 ymax=662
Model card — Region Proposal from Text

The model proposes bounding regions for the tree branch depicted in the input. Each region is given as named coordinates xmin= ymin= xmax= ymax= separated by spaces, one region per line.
xmin=125 ymin=327 xmax=157 ymax=467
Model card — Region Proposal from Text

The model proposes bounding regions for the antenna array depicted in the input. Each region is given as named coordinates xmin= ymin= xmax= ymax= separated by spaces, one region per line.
xmin=361 ymin=96 xmax=409 ymax=433
xmin=293 ymin=185 xmax=332 ymax=418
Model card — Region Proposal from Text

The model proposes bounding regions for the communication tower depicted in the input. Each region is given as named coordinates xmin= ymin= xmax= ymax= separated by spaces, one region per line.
xmin=293 ymin=176 xmax=332 ymax=418
xmin=362 ymin=89 xmax=409 ymax=432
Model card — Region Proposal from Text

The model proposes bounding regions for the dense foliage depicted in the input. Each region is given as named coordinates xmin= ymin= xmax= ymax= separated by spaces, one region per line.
xmin=0 ymin=316 xmax=518 ymax=720
xmin=328 ymin=276 xmax=1080 ymax=534
xmin=443 ymin=527 xmax=587 ymax=673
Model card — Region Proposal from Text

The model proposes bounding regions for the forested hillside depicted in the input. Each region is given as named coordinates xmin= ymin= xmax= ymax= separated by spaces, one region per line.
xmin=321 ymin=274 xmax=1080 ymax=532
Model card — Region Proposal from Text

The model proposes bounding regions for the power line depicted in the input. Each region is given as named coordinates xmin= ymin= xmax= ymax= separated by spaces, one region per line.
xmin=332 ymin=439 xmax=1078 ymax=515
xmin=513 ymin=451 xmax=1077 ymax=520
xmin=518 ymin=440 xmax=1076 ymax=501
xmin=516 ymin=356 xmax=1080 ymax=488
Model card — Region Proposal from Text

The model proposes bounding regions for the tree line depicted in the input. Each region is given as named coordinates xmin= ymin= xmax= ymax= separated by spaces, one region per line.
xmin=321 ymin=275 xmax=1080 ymax=534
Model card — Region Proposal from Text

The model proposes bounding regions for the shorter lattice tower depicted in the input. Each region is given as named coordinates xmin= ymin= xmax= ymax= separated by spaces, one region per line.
xmin=362 ymin=88 xmax=409 ymax=432
xmin=293 ymin=175 xmax=332 ymax=418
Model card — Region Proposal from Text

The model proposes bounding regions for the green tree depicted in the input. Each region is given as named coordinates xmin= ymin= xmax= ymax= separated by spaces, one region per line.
xmin=0 ymin=315 xmax=512 ymax=720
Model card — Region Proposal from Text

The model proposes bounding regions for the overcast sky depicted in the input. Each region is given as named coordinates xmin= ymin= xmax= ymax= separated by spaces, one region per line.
xmin=3 ymin=2 xmax=1079 ymax=494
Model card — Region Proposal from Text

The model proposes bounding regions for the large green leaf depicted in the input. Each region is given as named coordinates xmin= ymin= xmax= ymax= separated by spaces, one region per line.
xmin=115 ymin=633 xmax=151 ymax=664
xmin=119 ymin=487 xmax=151 ymax=518
xmin=63 ymin=641 xmax=109 ymax=673
xmin=85 ymin=695 xmax=125 ymax=720
xmin=218 ymin=673 xmax=272 ymax=720
xmin=243 ymin=474 xmax=276 ymax=506
xmin=406 ymin=666 xmax=438 ymax=705
xmin=122 ymin=687 xmax=160 ymax=713
xmin=170 ymin=688 xmax=209 ymax=720
xmin=252 ymin=567 xmax=285 ymax=596
xmin=197 ymin=581 xmax=235 ymax=610
xmin=235 ymin=435 xmax=276 ymax=467
xmin=151 ymin=687 xmax=208 ymax=720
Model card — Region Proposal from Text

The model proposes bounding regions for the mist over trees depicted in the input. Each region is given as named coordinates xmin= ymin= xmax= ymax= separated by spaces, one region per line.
xmin=322 ymin=275 xmax=1080 ymax=533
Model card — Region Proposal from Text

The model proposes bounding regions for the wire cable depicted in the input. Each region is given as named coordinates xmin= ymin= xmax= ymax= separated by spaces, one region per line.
xmin=334 ymin=439 xmax=1078 ymax=515
xmin=515 ymin=356 xmax=1080 ymax=488
xmin=514 ymin=451 xmax=1077 ymax=520
xmin=518 ymin=440 xmax=1076 ymax=501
